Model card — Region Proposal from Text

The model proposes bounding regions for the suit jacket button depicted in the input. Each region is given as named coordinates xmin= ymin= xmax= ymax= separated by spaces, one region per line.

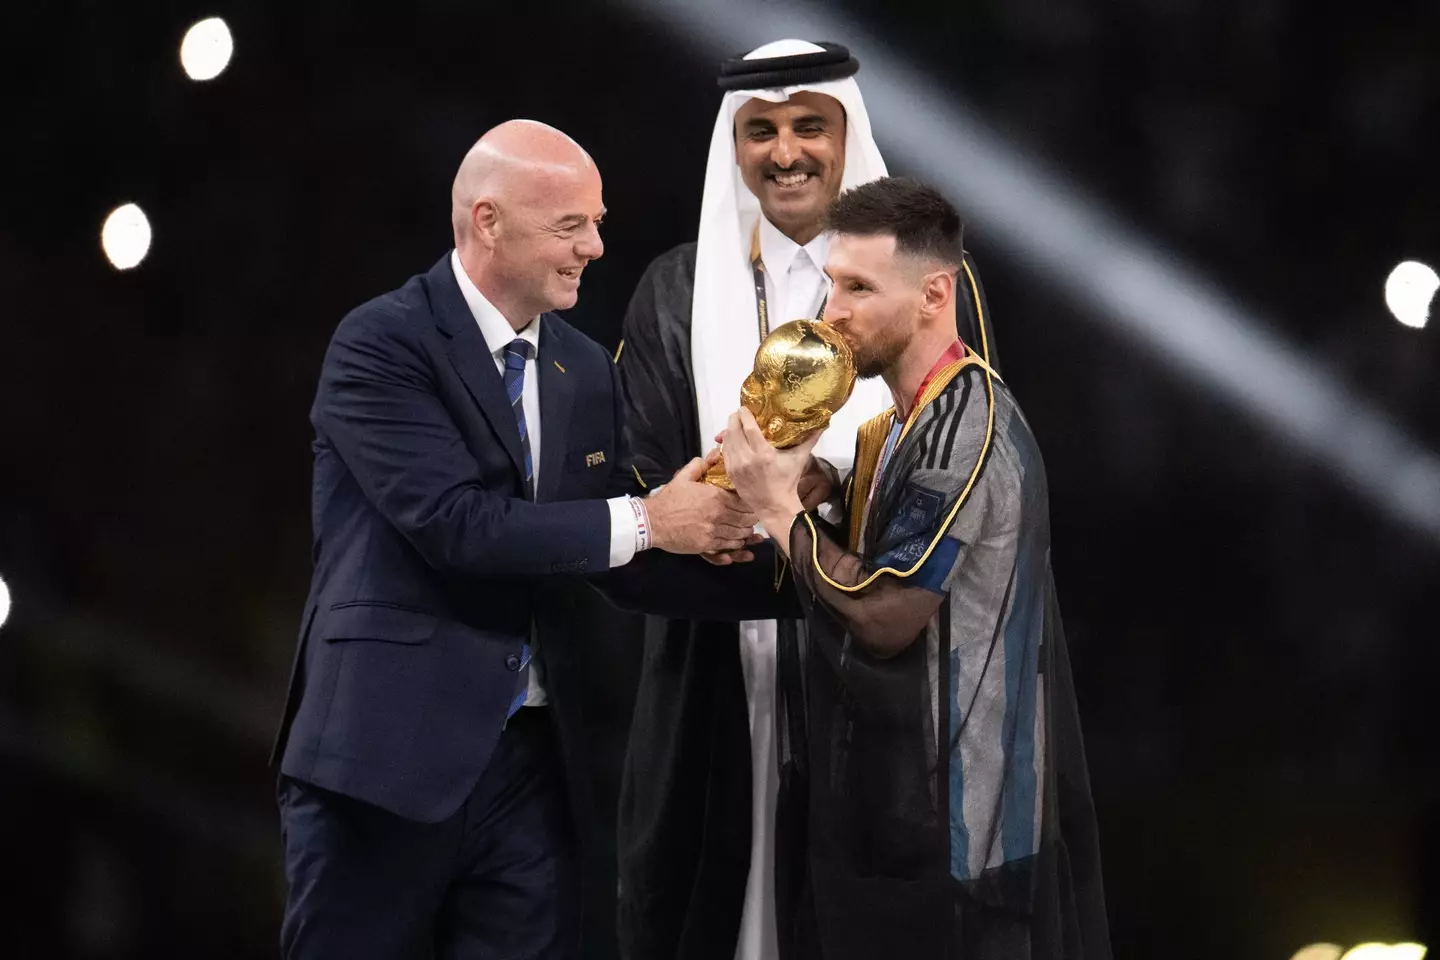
xmin=505 ymin=654 xmax=522 ymax=671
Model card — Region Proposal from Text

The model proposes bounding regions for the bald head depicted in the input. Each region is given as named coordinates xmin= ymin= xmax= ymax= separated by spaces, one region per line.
xmin=450 ymin=120 xmax=606 ymax=327
xmin=451 ymin=120 xmax=598 ymax=245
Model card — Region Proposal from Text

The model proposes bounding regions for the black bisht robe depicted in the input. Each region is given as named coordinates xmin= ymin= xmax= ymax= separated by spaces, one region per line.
xmin=777 ymin=358 xmax=1111 ymax=960
xmin=613 ymin=242 xmax=1002 ymax=960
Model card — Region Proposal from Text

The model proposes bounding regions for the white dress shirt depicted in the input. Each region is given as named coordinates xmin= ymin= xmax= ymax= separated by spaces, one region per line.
xmin=450 ymin=251 xmax=642 ymax=706
xmin=757 ymin=214 xmax=830 ymax=327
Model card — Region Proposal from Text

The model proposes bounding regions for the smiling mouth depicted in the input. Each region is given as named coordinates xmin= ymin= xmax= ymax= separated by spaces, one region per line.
xmin=769 ymin=170 xmax=815 ymax=188
xmin=557 ymin=267 xmax=581 ymax=280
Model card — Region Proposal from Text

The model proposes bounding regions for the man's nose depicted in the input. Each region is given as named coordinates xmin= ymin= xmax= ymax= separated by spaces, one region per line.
xmin=772 ymin=129 xmax=800 ymax=169
xmin=577 ymin=223 xmax=604 ymax=261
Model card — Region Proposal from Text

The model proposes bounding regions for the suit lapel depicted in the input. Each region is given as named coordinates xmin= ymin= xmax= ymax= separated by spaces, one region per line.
xmin=537 ymin=316 xmax=575 ymax=504
xmin=425 ymin=256 xmax=527 ymax=488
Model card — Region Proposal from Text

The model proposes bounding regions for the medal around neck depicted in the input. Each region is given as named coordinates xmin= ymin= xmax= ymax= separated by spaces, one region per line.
xmin=705 ymin=319 xmax=858 ymax=489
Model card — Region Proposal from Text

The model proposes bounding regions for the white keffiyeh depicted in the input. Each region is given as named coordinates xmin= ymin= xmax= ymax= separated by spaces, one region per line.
xmin=690 ymin=39 xmax=893 ymax=471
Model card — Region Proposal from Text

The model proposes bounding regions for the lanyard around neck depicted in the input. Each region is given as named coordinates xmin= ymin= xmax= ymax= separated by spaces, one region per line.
xmin=750 ymin=223 xmax=827 ymax=341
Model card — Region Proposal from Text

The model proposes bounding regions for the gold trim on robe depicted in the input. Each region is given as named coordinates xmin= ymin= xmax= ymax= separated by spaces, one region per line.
xmin=807 ymin=261 xmax=1000 ymax=593
xmin=847 ymin=408 xmax=897 ymax=551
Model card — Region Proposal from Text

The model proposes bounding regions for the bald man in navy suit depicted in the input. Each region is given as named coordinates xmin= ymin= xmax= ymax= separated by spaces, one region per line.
xmin=271 ymin=120 xmax=793 ymax=960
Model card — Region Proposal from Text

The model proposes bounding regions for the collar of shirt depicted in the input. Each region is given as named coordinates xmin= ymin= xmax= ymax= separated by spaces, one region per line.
xmin=903 ymin=339 xmax=967 ymax=419
xmin=862 ymin=339 xmax=970 ymax=537
xmin=449 ymin=249 xmax=541 ymax=359
xmin=758 ymin=214 xmax=829 ymax=277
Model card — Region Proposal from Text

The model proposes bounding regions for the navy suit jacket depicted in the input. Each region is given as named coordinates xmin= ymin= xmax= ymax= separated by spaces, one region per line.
xmin=272 ymin=252 xmax=652 ymax=824
xmin=272 ymin=253 xmax=796 ymax=825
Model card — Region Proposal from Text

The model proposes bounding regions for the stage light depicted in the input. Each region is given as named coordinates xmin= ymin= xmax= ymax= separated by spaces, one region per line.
xmin=1385 ymin=947 xmax=1428 ymax=960
xmin=1292 ymin=946 xmax=1345 ymax=960
xmin=180 ymin=17 xmax=234 ymax=81
xmin=1293 ymin=945 xmax=1428 ymax=960
xmin=1385 ymin=261 xmax=1437 ymax=330
xmin=0 ymin=575 xmax=11 ymax=630
xmin=1341 ymin=945 xmax=1426 ymax=960
xmin=101 ymin=203 xmax=151 ymax=270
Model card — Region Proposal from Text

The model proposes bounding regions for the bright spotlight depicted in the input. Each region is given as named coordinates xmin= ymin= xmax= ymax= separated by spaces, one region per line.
xmin=0 ymin=575 xmax=11 ymax=630
xmin=1292 ymin=946 xmax=1345 ymax=960
xmin=1389 ymin=947 xmax=1429 ymax=960
xmin=101 ymin=203 xmax=152 ymax=270
xmin=1343 ymin=945 xmax=1428 ymax=960
xmin=1385 ymin=261 xmax=1438 ymax=329
xmin=180 ymin=17 xmax=234 ymax=81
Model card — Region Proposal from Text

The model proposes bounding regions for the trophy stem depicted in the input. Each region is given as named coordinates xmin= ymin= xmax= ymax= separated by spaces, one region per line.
xmin=703 ymin=452 xmax=736 ymax=489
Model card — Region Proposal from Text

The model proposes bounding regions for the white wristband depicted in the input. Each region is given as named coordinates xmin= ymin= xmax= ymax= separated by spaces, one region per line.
xmin=629 ymin=496 xmax=651 ymax=552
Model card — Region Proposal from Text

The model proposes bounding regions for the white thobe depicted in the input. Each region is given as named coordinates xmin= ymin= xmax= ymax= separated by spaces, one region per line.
xmin=731 ymin=217 xmax=829 ymax=960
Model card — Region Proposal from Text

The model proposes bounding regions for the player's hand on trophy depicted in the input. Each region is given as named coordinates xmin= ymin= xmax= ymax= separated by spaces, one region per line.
xmin=721 ymin=408 xmax=821 ymax=532
xmin=645 ymin=456 xmax=760 ymax=556
xmin=709 ymin=430 xmax=833 ymax=512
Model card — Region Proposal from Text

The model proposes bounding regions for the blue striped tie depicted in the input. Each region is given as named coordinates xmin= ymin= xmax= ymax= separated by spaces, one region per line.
xmin=502 ymin=338 xmax=534 ymax=720
xmin=502 ymin=339 xmax=534 ymax=498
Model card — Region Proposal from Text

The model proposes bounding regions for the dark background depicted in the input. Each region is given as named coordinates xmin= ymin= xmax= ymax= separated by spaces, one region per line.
xmin=2 ymin=1 xmax=1437 ymax=957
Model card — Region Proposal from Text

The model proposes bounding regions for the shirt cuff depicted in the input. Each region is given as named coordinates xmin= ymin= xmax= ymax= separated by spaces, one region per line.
xmin=606 ymin=496 xmax=647 ymax=569
xmin=817 ymin=499 xmax=846 ymax=526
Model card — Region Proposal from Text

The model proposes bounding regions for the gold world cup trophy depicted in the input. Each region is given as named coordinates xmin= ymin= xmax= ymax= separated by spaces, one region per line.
xmin=704 ymin=319 xmax=858 ymax=489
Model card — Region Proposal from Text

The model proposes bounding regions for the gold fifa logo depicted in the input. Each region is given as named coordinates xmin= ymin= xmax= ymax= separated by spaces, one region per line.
xmin=586 ymin=451 xmax=607 ymax=468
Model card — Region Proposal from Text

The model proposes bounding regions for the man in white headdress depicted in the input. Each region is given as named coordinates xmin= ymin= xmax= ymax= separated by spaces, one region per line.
xmin=612 ymin=40 xmax=999 ymax=960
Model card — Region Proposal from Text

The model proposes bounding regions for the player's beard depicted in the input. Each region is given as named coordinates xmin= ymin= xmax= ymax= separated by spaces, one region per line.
xmin=852 ymin=315 xmax=909 ymax=380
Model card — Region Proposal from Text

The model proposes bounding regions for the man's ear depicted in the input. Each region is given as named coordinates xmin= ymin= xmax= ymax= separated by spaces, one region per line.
xmin=471 ymin=198 xmax=500 ymax=248
xmin=920 ymin=268 xmax=957 ymax=318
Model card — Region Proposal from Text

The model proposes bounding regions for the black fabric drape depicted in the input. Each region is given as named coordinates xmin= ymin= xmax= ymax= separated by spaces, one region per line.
xmin=613 ymin=244 xmax=762 ymax=960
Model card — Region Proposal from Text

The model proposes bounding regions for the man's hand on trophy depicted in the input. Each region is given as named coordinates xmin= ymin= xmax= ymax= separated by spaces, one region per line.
xmin=695 ymin=446 xmax=765 ymax=565
xmin=645 ymin=456 xmax=760 ymax=556
xmin=721 ymin=408 xmax=821 ymax=538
